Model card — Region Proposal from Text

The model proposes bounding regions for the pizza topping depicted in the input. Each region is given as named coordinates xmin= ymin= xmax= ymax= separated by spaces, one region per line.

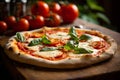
xmin=41 ymin=35 xmax=51 ymax=44
xmin=40 ymin=47 xmax=59 ymax=51
xmin=28 ymin=35 xmax=51 ymax=46
xmin=17 ymin=42 xmax=34 ymax=54
xmin=64 ymin=40 xmax=76 ymax=50
xmin=79 ymin=34 xmax=91 ymax=41
xmin=64 ymin=40 xmax=93 ymax=54
xmin=69 ymin=27 xmax=79 ymax=41
xmin=90 ymin=41 xmax=107 ymax=49
xmin=28 ymin=38 xmax=42 ymax=46
xmin=15 ymin=32 xmax=25 ymax=42
xmin=13 ymin=27 xmax=111 ymax=61
xmin=64 ymin=27 xmax=93 ymax=54
xmin=33 ymin=50 xmax=64 ymax=59
xmin=74 ymin=48 xmax=93 ymax=54
xmin=47 ymin=32 xmax=70 ymax=39
xmin=27 ymin=45 xmax=43 ymax=51
xmin=68 ymin=27 xmax=91 ymax=42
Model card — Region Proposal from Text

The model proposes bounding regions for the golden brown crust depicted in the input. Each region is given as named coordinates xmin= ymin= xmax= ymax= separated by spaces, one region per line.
xmin=0 ymin=27 xmax=117 ymax=69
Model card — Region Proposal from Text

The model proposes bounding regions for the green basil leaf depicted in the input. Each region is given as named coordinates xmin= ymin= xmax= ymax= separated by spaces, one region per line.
xmin=87 ymin=0 xmax=104 ymax=12
xmin=41 ymin=35 xmax=51 ymax=44
xmin=16 ymin=32 xmax=25 ymax=42
xmin=74 ymin=48 xmax=93 ymax=54
xmin=96 ymin=13 xmax=110 ymax=24
xmin=69 ymin=27 xmax=79 ymax=41
xmin=40 ymin=47 xmax=58 ymax=51
xmin=69 ymin=27 xmax=76 ymax=35
xmin=64 ymin=40 xmax=75 ymax=50
xmin=28 ymin=38 xmax=42 ymax=46
xmin=79 ymin=34 xmax=91 ymax=41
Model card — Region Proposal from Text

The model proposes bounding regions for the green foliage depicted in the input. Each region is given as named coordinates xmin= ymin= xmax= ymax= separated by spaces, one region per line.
xmin=77 ymin=0 xmax=110 ymax=25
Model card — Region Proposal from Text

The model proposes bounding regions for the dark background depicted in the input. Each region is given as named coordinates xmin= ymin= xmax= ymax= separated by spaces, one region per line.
xmin=70 ymin=0 xmax=120 ymax=33
xmin=98 ymin=0 xmax=120 ymax=32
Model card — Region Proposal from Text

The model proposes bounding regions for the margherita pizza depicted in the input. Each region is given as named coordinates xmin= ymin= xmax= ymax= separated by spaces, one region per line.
xmin=0 ymin=26 xmax=117 ymax=69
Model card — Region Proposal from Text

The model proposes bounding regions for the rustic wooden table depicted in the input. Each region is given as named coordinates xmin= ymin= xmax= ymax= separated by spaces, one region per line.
xmin=0 ymin=18 xmax=120 ymax=80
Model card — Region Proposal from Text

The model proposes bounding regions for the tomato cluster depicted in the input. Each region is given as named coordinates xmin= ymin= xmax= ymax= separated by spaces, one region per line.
xmin=0 ymin=1 xmax=79 ymax=34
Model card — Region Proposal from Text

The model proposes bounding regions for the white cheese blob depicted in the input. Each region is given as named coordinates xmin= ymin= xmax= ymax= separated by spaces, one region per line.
xmin=87 ymin=34 xmax=104 ymax=42
xmin=73 ymin=34 xmax=104 ymax=55
xmin=26 ymin=45 xmax=43 ymax=51
xmin=47 ymin=32 xmax=70 ymax=39
xmin=33 ymin=50 xmax=63 ymax=58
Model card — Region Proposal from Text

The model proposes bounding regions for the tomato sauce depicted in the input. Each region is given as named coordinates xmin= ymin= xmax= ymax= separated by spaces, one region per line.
xmin=17 ymin=42 xmax=68 ymax=61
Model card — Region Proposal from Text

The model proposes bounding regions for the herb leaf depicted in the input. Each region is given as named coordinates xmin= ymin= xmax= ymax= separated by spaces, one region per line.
xmin=64 ymin=40 xmax=75 ymax=50
xmin=79 ymin=34 xmax=91 ymax=41
xmin=41 ymin=35 xmax=51 ymax=44
xmin=69 ymin=27 xmax=79 ymax=41
xmin=74 ymin=48 xmax=93 ymax=54
xmin=28 ymin=38 xmax=42 ymax=46
xmin=28 ymin=35 xmax=51 ymax=46
xmin=40 ymin=47 xmax=58 ymax=51
xmin=16 ymin=32 xmax=25 ymax=42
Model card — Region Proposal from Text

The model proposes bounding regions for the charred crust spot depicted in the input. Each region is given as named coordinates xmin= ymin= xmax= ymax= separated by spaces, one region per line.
xmin=17 ymin=53 xmax=20 ymax=56
xmin=9 ymin=39 xmax=13 ymax=42
xmin=68 ymin=58 xmax=71 ymax=60
xmin=97 ymin=55 xmax=100 ymax=58
xmin=8 ymin=47 xmax=13 ymax=51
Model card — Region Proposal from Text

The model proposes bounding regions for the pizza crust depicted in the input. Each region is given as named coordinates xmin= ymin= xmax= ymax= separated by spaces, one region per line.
xmin=0 ymin=27 xmax=117 ymax=69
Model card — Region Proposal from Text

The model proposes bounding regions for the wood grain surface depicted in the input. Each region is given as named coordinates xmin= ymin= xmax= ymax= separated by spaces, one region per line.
xmin=0 ymin=18 xmax=120 ymax=80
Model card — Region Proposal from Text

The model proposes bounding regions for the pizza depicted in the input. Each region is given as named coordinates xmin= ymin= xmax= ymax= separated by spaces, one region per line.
xmin=0 ymin=26 xmax=117 ymax=69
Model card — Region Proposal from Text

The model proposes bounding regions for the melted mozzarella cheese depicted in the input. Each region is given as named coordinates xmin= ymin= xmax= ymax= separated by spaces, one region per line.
xmin=33 ymin=50 xmax=63 ymax=58
xmin=26 ymin=45 xmax=42 ymax=51
xmin=27 ymin=38 xmax=40 ymax=43
xmin=47 ymin=32 xmax=70 ymax=39
xmin=78 ymin=42 xmax=99 ymax=54
xmin=87 ymin=34 xmax=104 ymax=42
xmin=75 ymin=34 xmax=104 ymax=55
xmin=24 ymin=32 xmax=104 ymax=58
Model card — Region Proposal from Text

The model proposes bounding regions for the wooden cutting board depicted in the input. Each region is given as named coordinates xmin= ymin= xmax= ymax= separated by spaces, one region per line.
xmin=0 ymin=19 xmax=120 ymax=80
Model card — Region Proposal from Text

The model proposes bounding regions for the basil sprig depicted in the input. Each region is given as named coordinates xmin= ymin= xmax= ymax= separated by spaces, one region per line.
xmin=64 ymin=40 xmax=93 ymax=54
xmin=69 ymin=27 xmax=79 ymax=41
xmin=79 ymin=34 xmax=91 ymax=41
xmin=69 ymin=27 xmax=91 ymax=41
xmin=63 ymin=26 xmax=93 ymax=54
xmin=64 ymin=40 xmax=77 ymax=50
xmin=28 ymin=35 xmax=51 ymax=46
xmin=40 ymin=47 xmax=58 ymax=51
xmin=74 ymin=47 xmax=93 ymax=54
xmin=28 ymin=38 xmax=42 ymax=46
xmin=41 ymin=35 xmax=51 ymax=44
xmin=15 ymin=32 xmax=25 ymax=42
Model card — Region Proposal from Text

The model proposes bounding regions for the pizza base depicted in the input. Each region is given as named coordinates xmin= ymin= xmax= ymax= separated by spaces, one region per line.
xmin=0 ymin=27 xmax=117 ymax=69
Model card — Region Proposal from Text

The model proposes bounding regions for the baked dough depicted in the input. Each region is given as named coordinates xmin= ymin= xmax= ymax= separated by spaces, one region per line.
xmin=0 ymin=27 xmax=117 ymax=69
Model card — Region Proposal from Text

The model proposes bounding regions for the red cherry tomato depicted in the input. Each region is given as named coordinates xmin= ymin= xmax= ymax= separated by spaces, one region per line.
xmin=29 ymin=15 xmax=45 ymax=30
xmin=49 ymin=2 xmax=61 ymax=14
xmin=0 ymin=21 xmax=7 ymax=34
xmin=4 ymin=16 xmax=16 ymax=29
xmin=60 ymin=3 xmax=79 ymax=24
xmin=13 ymin=18 xmax=29 ymax=32
xmin=91 ymin=41 xmax=106 ymax=49
xmin=31 ymin=1 xmax=49 ymax=17
xmin=23 ymin=15 xmax=32 ymax=21
xmin=45 ymin=13 xmax=62 ymax=27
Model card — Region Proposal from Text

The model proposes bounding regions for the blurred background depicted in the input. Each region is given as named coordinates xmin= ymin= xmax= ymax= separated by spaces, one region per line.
xmin=50 ymin=0 xmax=120 ymax=33
xmin=0 ymin=0 xmax=120 ymax=32
xmin=29 ymin=0 xmax=120 ymax=33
